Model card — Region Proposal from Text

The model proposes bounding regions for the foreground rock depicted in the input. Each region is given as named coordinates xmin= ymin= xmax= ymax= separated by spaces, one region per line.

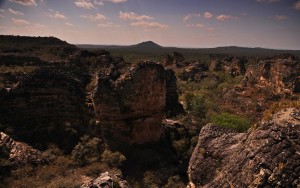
xmin=0 ymin=132 xmax=47 ymax=171
xmin=81 ymin=172 xmax=131 ymax=188
xmin=188 ymin=108 xmax=300 ymax=187
xmin=93 ymin=62 xmax=183 ymax=148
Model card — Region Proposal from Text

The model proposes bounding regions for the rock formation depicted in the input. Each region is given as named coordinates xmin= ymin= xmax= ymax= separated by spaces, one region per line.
xmin=209 ymin=56 xmax=246 ymax=77
xmin=81 ymin=172 xmax=131 ymax=188
xmin=165 ymin=69 xmax=185 ymax=117
xmin=0 ymin=131 xmax=47 ymax=169
xmin=188 ymin=108 xmax=300 ymax=187
xmin=0 ymin=67 xmax=92 ymax=151
xmin=93 ymin=62 xmax=167 ymax=148
xmin=180 ymin=62 xmax=209 ymax=82
xmin=223 ymin=55 xmax=300 ymax=120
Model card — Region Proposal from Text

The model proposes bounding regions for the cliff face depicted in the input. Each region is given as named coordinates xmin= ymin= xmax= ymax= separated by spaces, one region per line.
xmin=188 ymin=108 xmax=300 ymax=187
xmin=93 ymin=62 xmax=167 ymax=147
xmin=0 ymin=67 xmax=92 ymax=151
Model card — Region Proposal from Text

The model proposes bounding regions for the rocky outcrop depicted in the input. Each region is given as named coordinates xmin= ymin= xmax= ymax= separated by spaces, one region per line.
xmin=0 ymin=67 xmax=92 ymax=151
xmin=93 ymin=62 xmax=167 ymax=148
xmin=81 ymin=172 xmax=131 ymax=188
xmin=188 ymin=108 xmax=300 ymax=187
xmin=166 ymin=69 xmax=184 ymax=117
xmin=180 ymin=62 xmax=209 ymax=82
xmin=209 ymin=56 xmax=246 ymax=77
xmin=223 ymin=55 xmax=300 ymax=120
xmin=0 ymin=131 xmax=47 ymax=169
xmin=241 ymin=56 xmax=299 ymax=95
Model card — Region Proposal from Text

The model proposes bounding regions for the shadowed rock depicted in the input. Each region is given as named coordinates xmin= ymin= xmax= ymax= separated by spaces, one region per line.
xmin=93 ymin=62 xmax=167 ymax=148
xmin=0 ymin=67 xmax=92 ymax=152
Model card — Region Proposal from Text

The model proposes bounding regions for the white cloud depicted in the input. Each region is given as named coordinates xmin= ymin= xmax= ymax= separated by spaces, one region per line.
xmin=9 ymin=0 xmax=37 ymax=6
xmin=49 ymin=10 xmax=67 ymax=19
xmin=204 ymin=12 xmax=213 ymax=19
xmin=8 ymin=8 xmax=24 ymax=15
xmin=216 ymin=14 xmax=238 ymax=21
xmin=0 ymin=15 xmax=5 ymax=18
xmin=107 ymin=0 xmax=126 ymax=3
xmin=75 ymin=0 xmax=95 ymax=9
xmin=183 ymin=13 xmax=201 ymax=22
xmin=186 ymin=23 xmax=205 ymax=28
xmin=256 ymin=0 xmax=280 ymax=3
xmin=97 ymin=22 xmax=120 ymax=28
xmin=119 ymin=11 xmax=154 ymax=21
xmin=294 ymin=1 xmax=300 ymax=10
xmin=186 ymin=23 xmax=214 ymax=31
xmin=130 ymin=21 xmax=168 ymax=29
xmin=273 ymin=15 xmax=288 ymax=21
xmin=94 ymin=0 xmax=104 ymax=6
xmin=66 ymin=22 xmax=74 ymax=27
xmin=0 ymin=9 xmax=5 ymax=12
xmin=11 ymin=18 xmax=30 ymax=25
xmin=80 ymin=13 xmax=106 ymax=21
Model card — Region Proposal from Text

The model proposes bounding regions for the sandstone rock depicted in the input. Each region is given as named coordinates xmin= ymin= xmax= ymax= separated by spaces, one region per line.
xmin=166 ymin=69 xmax=185 ymax=117
xmin=188 ymin=108 xmax=300 ymax=188
xmin=180 ymin=62 xmax=209 ymax=82
xmin=93 ymin=62 xmax=166 ymax=148
xmin=223 ymin=55 xmax=300 ymax=120
xmin=209 ymin=56 xmax=246 ymax=77
xmin=0 ymin=131 xmax=47 ymax=168
xmin=81 ymin=172 xmax=131 ymax=188
xmin=0 ymin=67 xmax=92 ymax=151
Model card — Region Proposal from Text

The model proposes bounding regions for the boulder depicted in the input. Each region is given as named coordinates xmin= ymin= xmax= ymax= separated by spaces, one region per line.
xmin=188 ymin=108 xmax=300 ymax=187
xmin=81 ymin=172 xmax=131 ymax=188
xmin=0 ymin=131 xmax=47 ymax=172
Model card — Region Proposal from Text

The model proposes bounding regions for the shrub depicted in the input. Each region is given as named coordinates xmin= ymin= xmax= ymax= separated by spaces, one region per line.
xmin=185 ymin=93 xmax=206 ymax=119
xmin=101 ymin=149 xmax=126 ymax=168
xmin=210 ymin=112 xmax=252 ymax=132
xmin=143 ymin=171 xmax=162 ymax=187
xmin=71 ymin=135 xmax=103 ymax=166
xmin=263 ymin=98 xmax=300 ymax=120
xmin=163 ymin=175 xmax=185 ymax=188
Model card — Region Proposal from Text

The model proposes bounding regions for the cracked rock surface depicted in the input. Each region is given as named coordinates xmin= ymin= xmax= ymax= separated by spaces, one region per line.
xmin=188 ymin=108 xmax=300 ymax=188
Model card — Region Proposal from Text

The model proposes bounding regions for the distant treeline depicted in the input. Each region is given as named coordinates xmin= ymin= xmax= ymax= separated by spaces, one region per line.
xmin=0 ymin=35 xmax=73 ymax=47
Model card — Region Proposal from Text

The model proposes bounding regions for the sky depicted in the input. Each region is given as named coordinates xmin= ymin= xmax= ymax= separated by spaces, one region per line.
xmin=0 ymin=0 xmax=300 ymax=49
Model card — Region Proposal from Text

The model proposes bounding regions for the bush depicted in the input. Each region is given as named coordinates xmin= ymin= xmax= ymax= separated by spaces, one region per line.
xmin=163 ymin=175 xmax=185 ymax=188
xmin=101 ymin=149 xmax=126 ymax=168
xmin=263 ymin=99 xmax=300 ymax=120
xmin=71 ymin=135 xmax=103 ymax=166
xmin=210 ymin=112 xmax=252 ymax=132
xmin=185 ymin=93 xmax=206 ymax=119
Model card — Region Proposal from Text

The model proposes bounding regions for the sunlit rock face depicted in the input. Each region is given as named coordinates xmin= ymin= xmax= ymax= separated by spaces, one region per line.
xmin=188 ymin=108 xmax=300 ymax=188
xmin=93 ymin=62 xmax=167 ymax=148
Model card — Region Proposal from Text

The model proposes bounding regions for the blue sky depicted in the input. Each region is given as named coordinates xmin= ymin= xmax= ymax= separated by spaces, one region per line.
xmin=0 ymin=0 xmax=300 ymax=49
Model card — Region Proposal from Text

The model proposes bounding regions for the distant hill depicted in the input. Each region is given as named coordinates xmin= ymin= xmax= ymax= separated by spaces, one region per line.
xmin=131 ymin=41 xmax=162 ymax=48
xmin=0 ymin=35 xmax=74 ymax=47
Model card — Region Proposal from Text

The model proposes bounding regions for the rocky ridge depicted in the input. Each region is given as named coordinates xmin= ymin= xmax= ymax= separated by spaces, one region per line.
xmin=188 ymin=108 xmax=300 ymax=187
